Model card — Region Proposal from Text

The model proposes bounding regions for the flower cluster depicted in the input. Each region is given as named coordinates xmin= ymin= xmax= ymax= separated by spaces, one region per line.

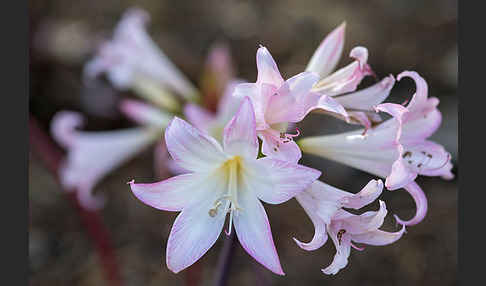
xmin=51 ymin=8 xmax=453 ymax=276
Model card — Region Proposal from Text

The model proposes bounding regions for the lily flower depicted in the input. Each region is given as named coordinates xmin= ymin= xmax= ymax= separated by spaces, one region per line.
xmin=294 ymin=179 xmax=405 ymax=275
xmin=84 ymin=7 xmax=199 ymax=105
xmin=306 ymin=23 xmax=395 ymax=130
xmin=129 ymin=98 xmax=321 ymax=274
xmin=298 ymin=71 xmax=453 ymax=225
xmin=234 ymin=46 xmax=348 ymax=163
xmin=51 ymin=101 xmax=172 ymax=210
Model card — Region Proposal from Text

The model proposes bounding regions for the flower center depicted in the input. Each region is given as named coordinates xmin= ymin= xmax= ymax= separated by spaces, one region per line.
xmin=208 ymin=156 xmax=244 ymax=235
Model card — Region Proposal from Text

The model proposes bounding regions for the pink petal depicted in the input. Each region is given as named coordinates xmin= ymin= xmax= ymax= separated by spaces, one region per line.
xmin=397 ymin=71 xmax=428 ymax=113
xmin=51 ymin=111 xmax=157 ymax=210
xmin=245 ymin=157 xmax=321 ymax=204
xmin=394 ymin=181 xmax=428 ymax=226
xmin=312 ymin=46 xmax=373 ymax=96
xmin=339 ymin=200 xmax=388 ymax=234
xmin=306 ymin=22 xmax=346 ymax=78
xmin=183 ymin=103 xmax=215 ymax=132
xmin=322 ymin=228 xmax=352 ymax=275
xmin=400 ymin=140 xmax=452 ymax=176
xmin=352 ymin=224 xmax=406 ymax=246
xmin=166 ymin=175 xmax=228 ymax=273
xmin=259 ymin=129 xmax=302 ymax=163
xmin=375 ymin=103 xmax=408 ymax=141
xmin=129 ymin=174 xmax=200 ymax=211
xmin=223 ymin=97 xmax=259 ymax=159
xmin=164 ymin=117 xmax=227 ymax=172
xmin=233 ymin=187 xmax=284 ymax=275
xmin=233 ymin=82 xmax=273 ymax=129
xmin=313 ymin=94 xmax=349 ymax=119
xmin=120 ymin=99 xmax=172 ymax=127
xmin=385 ymin=156 xmax=418 ymax=191
xmin=256 ymin=46 xmax=284 ymax=86
xmin=335 ymin=75 xmax=395 ymax=110
xmin=293 ymin=187 xmax=331 ymax=251
xmin=264 ymin=72 xmax=320 ymax=124
xmin=343 ymin=179 xmax=384 ymax=209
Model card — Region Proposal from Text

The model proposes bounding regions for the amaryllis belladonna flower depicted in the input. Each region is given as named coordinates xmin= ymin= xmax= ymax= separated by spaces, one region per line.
xmin=84 ymin=7 xmax=199 ymax=106
xmin=51 ymin=101 xmax=171 ymax=210
xmin=305 ymin=22 xmax=396 ymax=130
xmin=298 ymin=71 xmax=453 ymax=225
xmin=294 ymin=180 xmax=405 ymax=275
xmin=233 ymin=47 xmax=349 ymax=163
xmin=129 ymin=98 xmax=321 ymax=274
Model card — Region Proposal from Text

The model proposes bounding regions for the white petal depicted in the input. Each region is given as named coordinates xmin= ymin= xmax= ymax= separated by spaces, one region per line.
xmin=166 ymin=173 xmax=227 ymax=273
xmin=223 ymin=97 xmax=259 ymax=159
xmin=165 ymin=117 xmax=227 ymax=172
xmin=233 ymin=186 xmax=284 ymax=275
xmin=244 ymin=157 xmax=321 ymax=204
xmin=130 ymin=173 xmax=203 ymax=211
xmin=306 ymin=22 xmax=346 ymax=78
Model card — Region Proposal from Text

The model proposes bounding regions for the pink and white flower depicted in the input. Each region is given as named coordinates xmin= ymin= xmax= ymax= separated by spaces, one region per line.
xmin=234 ymin=47 xmax=348 ymax=163
xmin=298 ymin=71 xmax=453 ymax=225
xmin=306 ymin=23 xmax=395 ymax=130
xmin=294 ymin=179 xmax=405 ymax=275
xmin=84 ymin=7 xmax=198 ymax=102
xmin=51 ymin=101 xmax=172 ymax=210
xmin=129 ymin=98 xmax=321 ymax=274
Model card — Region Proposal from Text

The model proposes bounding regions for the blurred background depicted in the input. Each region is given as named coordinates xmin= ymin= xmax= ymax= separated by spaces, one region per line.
xmin=29 ymin=0 xmax=457 ymax=285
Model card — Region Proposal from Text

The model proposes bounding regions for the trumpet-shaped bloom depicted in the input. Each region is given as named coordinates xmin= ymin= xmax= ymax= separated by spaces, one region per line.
xmin=306 ymin=23 xmax=394 ymax=129
xmin=234 ymin=47 xmax=348 ymax=163
xmin=298 ymin=71 xmax=453 ymax=225
xmin=294 ymin=180 xmax=405 ymax=275
xmin=51 ymin=102 xmax=171 ymax=210
xmin=84 ymin=7 xmax=198 ymax=101
xmin=129 ymin=98 xmax=321 ymax=274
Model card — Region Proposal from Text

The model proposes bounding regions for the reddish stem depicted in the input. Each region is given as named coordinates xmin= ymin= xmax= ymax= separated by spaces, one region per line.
xmin=29 ymin=116 xmax=122 ymax=286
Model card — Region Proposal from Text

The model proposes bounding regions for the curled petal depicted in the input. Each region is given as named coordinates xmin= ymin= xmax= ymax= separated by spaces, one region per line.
xmin=398 ymin=71 xmax=428 ymax=113
xmin=165 ymin=117 xmax=227 ymax=172
xmin=352 ymin=224 xmax=406 ymax=246
xmin=233 ymin=186 xmax=284 ymax=275
xmin=385 ymin=156 xmax=418 ymax=191
xmin=306 ymin=22 xmax=346 ymax=78
xmin=120 ymin=99 xmax=172 ymax=127
xmin=322 ymin=230 xmax=352 ymax=275
xmin=343 ymin=179 xmax=384 ymax=209
xmin=223 ymin=97 xmax=259 ymax=159
xmin=394 ymin=181 xmax=428 ymax=226
xmin=375 ymin=103 xmax=408 ymax=141
xmin=293 ymin=191 xmax=329 ymax=251
xmin=340 ymin=200 xmax=388 ymax=234
xmin=312 ymin=46 xmax=373 ymax=96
